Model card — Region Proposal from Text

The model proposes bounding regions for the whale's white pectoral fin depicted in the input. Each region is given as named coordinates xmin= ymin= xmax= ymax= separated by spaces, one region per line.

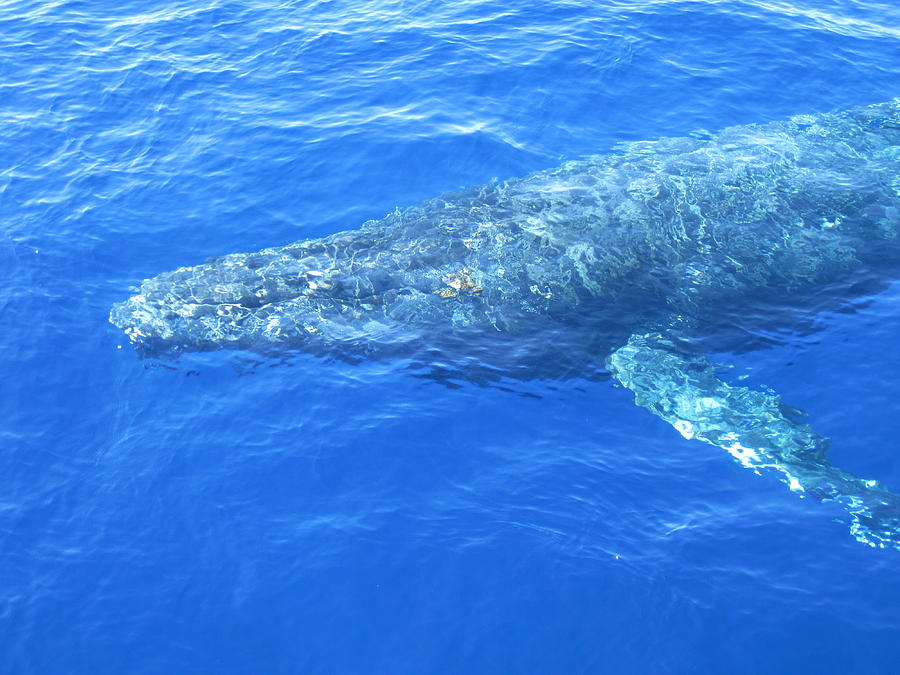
xmin=607 ymin=333 xmax=900 ymax=550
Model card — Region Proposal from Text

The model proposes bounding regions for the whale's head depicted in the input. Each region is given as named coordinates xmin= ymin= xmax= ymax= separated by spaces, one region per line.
xmin=109 ymin=238 xmax=475 ymax=358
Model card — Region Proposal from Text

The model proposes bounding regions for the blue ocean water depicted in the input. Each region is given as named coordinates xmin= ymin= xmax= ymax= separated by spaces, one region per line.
xmin=2 ymin=0 xmax=900 ymax=672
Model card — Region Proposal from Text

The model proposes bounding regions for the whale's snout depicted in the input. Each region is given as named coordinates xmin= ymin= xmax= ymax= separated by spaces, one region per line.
xmin=108 ymin=235 xmax=435 ymax=356
xmin=109 ymin=244 xmax=342 ymax=354
xmin=109 ymin=293 xmax=176 ymax=350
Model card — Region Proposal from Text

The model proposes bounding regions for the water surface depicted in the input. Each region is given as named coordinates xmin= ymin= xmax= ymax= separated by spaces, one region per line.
xmin=2 ymin=0 xmax=900 ymax=672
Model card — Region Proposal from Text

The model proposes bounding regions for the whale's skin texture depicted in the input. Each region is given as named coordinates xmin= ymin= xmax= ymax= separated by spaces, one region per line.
xmin=111 ymin=100 xmax=900 ymax=548
xmin=111 ymin=99 xmax=900 ymax=363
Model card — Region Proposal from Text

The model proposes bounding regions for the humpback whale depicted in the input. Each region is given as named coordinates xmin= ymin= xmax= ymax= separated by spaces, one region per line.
xmin=111 ymin=99 xmax=900 ymax=549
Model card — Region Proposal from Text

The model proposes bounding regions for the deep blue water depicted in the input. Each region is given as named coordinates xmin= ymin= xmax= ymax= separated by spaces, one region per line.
xmin=3 ymin=0 xmax=900 ymax=672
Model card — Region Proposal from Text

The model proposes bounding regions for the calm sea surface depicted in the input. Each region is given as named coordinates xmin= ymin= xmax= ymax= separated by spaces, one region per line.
xmin=2 ymin=0 xmax=900 ymax=672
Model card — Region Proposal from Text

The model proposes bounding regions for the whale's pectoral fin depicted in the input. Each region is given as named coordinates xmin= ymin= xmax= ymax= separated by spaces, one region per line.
xmin=607 ymin=332 xmax=900 ymax=550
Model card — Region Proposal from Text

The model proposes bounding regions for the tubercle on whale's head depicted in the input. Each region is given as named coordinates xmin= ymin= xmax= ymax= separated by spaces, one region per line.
xmin=110 ymin=295 xmax=340 ymax=359
xmin=108 ymin=246 xmax=342 ymax=356
xmin=108 ymin=290 xmax=258 ymax=357
xmin=109 ymin=293 xmax=178 ymax=355
xmin=108 ymin=242 xmax=445 ymax=357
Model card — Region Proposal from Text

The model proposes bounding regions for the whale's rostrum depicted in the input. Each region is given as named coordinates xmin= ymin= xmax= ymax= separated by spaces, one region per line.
xmin=111 ymin=99 xmax=900 ymax=549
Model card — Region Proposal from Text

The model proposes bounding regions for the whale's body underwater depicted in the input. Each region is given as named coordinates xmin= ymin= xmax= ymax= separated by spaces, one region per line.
xmin=112 ymin=100 xmax=900 ymax=548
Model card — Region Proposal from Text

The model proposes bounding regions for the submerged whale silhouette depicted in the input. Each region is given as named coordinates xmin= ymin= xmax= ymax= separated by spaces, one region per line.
xmin=112 ymin=99 xmax=900 ymax=549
